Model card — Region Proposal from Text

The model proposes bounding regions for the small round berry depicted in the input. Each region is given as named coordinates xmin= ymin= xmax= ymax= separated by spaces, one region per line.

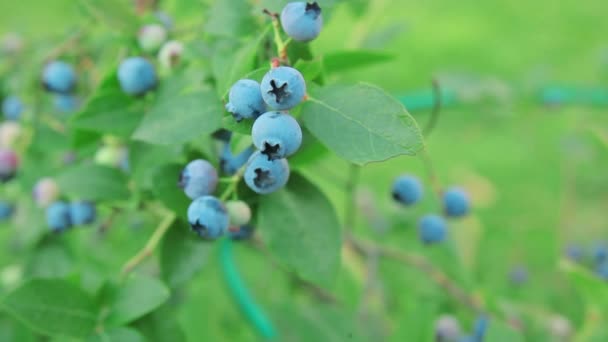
xmin=418 ymin=214 xmax=447 ymax=244
xmin=0 ymin=149 xmax=18 ymax=182
xmin=225 ymin=200 xmax=252 ymax=226
xmin=280 ymin=2 xmax=323 ymax=42
xmin=0 ymin=122 xmax=22 ymax=148
xmin=220 ymin=145 xmax=255 ymax=176
xmin=435 ymin=315 xmax=461 ymax=342
xmin=1 ymin=32 xmax=23 ymax=54
xmin=46 ymin=201 xmax=72 ymax=232
xmin=565 ymin=244 xmax=583 ymax=262
xmin=54 ymin=94 xmax=79 ymax=113
xmin=548 ymin=315 xmax=572 ymax=340
xmin=260 ymin=66 xmax=306 ymax=110
xmin=179 ymin=159 xmax=219 ymax=200
xmin=69 ymin=201 xmax=96 ymax=226
xmin=391 ymin=175 xmax=423 ymax=205
xmin=0 ymin=200 xmax=14 ymax=221
xmin=117 ymin=57 xmax=157 ymax=96
xmin=95 ymin=145 xmax=127 ymax=168
xmin=2 ymin=96 xmax=23 ymax=121
xmin=226 ymin=79 xmax=266 ymax=122
xmin=443 ymin=187 xmax=470 ymax=217
xmin=154 ymin=11 xmax=174 ymax=29
xmin=33 ymin=178 xmax=60 ymax=208
xmin=137 ymin=24 xmax=168 ymax=52
xmin=252 ymin=111 xmax=302 ymax=160
xmin=593 ymin=243 xmax=608 ymax=264
xmin=42 ymin=61 xmax=76 ymax=94
xmin=244 ymin=152 xmax=290 ymax=194
xmin=229 ymin=225 xmax=255 ymax=241
xmin=473 ymin=315 xmax=489 ymax=341
xmin=187 ymin=196 xmax=229 ymax=239
xmin=509 ymin=265 xmax=529 ymax=285
xmin=158 ymin=40 xmax=184 ymax=68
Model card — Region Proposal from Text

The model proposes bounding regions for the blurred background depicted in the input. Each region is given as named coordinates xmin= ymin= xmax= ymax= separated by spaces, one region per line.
xmin=1 ymin=0 xmax=608 ymax=341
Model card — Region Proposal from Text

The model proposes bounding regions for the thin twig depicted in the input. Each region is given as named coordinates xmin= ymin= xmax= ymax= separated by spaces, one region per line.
xmin=420 ymin=150 xmax=443 ymax=203
xmin=263 ymin=8 xmax=290 ymax=64
xmin=424 ymin=79 xmax=442 ymax=137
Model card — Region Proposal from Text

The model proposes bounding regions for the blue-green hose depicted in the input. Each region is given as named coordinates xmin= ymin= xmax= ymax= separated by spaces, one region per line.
xmin=220 ymin=238 xmax=277 ymax=340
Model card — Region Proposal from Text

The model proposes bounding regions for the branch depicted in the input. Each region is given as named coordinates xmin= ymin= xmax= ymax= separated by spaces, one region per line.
xmin=423 ymin=78 xmax=442 ymax=137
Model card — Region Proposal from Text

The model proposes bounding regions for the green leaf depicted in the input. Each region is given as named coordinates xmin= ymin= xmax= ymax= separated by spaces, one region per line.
xmin=323 ymin=50 xmax=394 ymax=74
xmin=132 ymin=89 xmax=222 ymax=145
xmin=87 ymin=327 xmax=145 ymax=342
xmin=559 ymin=259 xmax=608 ymax=311
xmin=150 ymin=164 xmax=191 ymax=214
xmin=258 ymin=173 xmax=341 ymax=286
xmin=55 ymin=164 xmax=130 ymax=202
xmin=132 ymin=303 xmax=187 ymax=342
xmin=222 ymin=115 xmax=254 ymax=135
xmin=103 ymin=275 xmax=170 ymax=326
xmin=301 ymin=83 xmax=424 ymax=165
xmin=485 ymin=320 xmax=524 ymax=342
xmin=79 ymin=0 xmax=137 ymax=32
xmin=160 ymin=221 xmax=210 ymax=288
xmin=1 ymin=279 xmax=97 ymax=339
xmin=289 ymin=127 xmax=329 ymax=169
xmin=204 ymin=0 xmax=256 ymax=38
xmin=294 ymin=58 xmax=324 ymax=83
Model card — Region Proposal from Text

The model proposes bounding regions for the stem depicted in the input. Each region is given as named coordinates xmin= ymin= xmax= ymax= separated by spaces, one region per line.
xmin=121 ymin=211 xmax=176 ymax=277
xmin=220 ymin=167 xmax=245 ymax=202
xmin=220 ymin=238 xmax=277 ymax=340
xmin=423 ymin=79 xmax=442 ymax=137
xmin=420 ymin=149 xmax=443 ymax=203
xmin=344 ymin=164 xmax=361 ymax=232
xmin=263 ymin=9 xmax=290 ymax=63
xmin=346 ymin=235 xmax=484 ymax=313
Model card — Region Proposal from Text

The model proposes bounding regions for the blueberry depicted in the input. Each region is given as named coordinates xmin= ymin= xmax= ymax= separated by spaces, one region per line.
xmin=473 ymin=315 xmax=489 ymax=341
xmin=0 ymin=149 xmax=18 ymax=182
xmin=158 ymin=40 xmax=184 ymax=68
xmin=69 ymin=201 xmax=96 ymax=225
xmin=0 ymin=122 xmax=22 ymax=148
xmin=391 ymin=175 xmax=423 ymax=205
xmin=229 ymin=225 xmax=255 ymax=241
xmin=226 ymin=79 xmax=266 ymax=121
xmin=54 ymin=94 xmax=79 ymax=113
xmin=252 ymin=111 xmax=302 ymax=160
xmin=137 ymin=24 xmax=167 ymax=52
xmin=418 ymin=214 xmax=447 ymax=244
xmin=33 ymin=178 xmax=60 ymax=208
xmin=220 ymin=144 xmax=255 ymax=175
xmin=443 ymin=187 xmax=470 ymax=217
xmin=42 ymin=61 xmax=76 ymax=94
xmin=592 ymin=243 xmax=608 ymax=264
xmin=509 ymin=265 xmax=529 ymax=285
xmin=225 ymin=200 xmax=251 ymax=226
xmin=596 ymin=261 xmax=608 ymax=280
xmin=2 ymin=96 xmax=23 ymax=120
xmin=435 ymin=314 xmax=461 ymax=342
xmin=564 ymin=244 xmax=583 ymax=262
xmin=0 ymin=201 xmax=14 ymax=221
xmin=117 ymin=57 xmax=157 ymax=96
xmin=260 ymin=66 xmax=306 ymax=110
xmin=179 ymin=159 xmax=219 ymax=200
xmin=95 ymin=145 xmax=128 ymax=169
xmin=280 ymin=2 xmax=323 ymax=42
xmin=46 ymin=201 xmax=72 ymax=232
xmin=244 ymin=151 xmax=290 ymax=194
xmin=187 ymin=196 xmax=229 ymax=239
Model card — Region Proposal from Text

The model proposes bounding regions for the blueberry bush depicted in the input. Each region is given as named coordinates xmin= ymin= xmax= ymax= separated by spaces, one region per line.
xmin=1 ymin=0 xmax=608 ymax=341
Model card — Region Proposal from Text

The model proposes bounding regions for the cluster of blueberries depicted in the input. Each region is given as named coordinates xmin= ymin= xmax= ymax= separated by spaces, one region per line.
xmin=42 ymin=60 xmax=80 ymax=113
xmin=179 ymin=1 xmax=324 ymax=240
xmin=391 ymin=175 xmax=470 ymax=244
xmin=435 ymin=314 xmax=489 ymax=342
xmin=565 ymin=242 xmax=608 ymax=280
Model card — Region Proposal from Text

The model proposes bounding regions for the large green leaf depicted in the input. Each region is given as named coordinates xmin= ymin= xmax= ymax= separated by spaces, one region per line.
xmin=204 ymin=0 xmax=256 ymax=39
xmin=160 ymin=221 xmax=210 ymax=288
xmin=103 ymin=275 xmax=170 ymax=326
xmin=87 ymin=327 xmax=145 ymax=342
xmin=150 ymin=164 xmax=191 ymax=214
xmin=55 ymin=164 xmax=130 ymax=201
xmin=1 ymin=279 xmax=97 ymax=339
xmin=323 ymin=50 xmax=394 ymax=74
xmin=301 ymin=83 xmax=424 ymax=165
xmin=132 ymin=89 xmax=222 ymax=145
xmin=132 ymin=303 xmax=187 ymax=342
xmin=258 ymin=173 xmax=341 ymax=287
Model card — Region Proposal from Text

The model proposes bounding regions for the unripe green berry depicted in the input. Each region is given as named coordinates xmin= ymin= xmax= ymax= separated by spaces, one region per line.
xmin=225 ymin=200 xmax=251 ymax=226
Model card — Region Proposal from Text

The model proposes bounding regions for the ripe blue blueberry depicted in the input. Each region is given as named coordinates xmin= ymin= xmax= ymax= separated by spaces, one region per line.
xmin=117 ymin=57 xmax=157 ymax=96
xmin=260 ymin=66 xmax=306 ymax=110
xmin=280 ymin=2 xmax=323 ymax=42
xmin=54 ymin=94 xmax=79 ymax=113
xmin=597 ymin=261 xmax=608 ymax=280
xmin=473 ymin=315 xmax=489 ymax=341
xmin=179 ymin=159 xmax=219 ymax=200
xmin=46 ymin=201 xmax=72 ymax=232
xmin=229 ymin=225 xmax=255 ymax=241
xmin=565 ymin=244 xmax=583 ymax=262
xmin=0 ymin=200 xmax=14 ymax=221
xmin=244 ymin=151 xmax=290 ymax=194
xmin=392 ymin=175 xmax=423 ymax=205
xmin=0 ymin=149 xmax=19 ymax=182
xmin=69 ymin=201 xmax=96 ymax=225
xmin=435 ymin=315 xmax=461 ymax=342
xmin=187 ymin=196 xmax=229 ymax=239
xmin=418 ymin=214 xmax=447 ymax=244
xmin=592 ymin=243 xmax=608 ymax=264
xmin=252 ymin=111 xmax=302 ymax=160
xmin=42 ymin=61 xmax=76 ymax=94
xmin=226 ymin=79 xmax=266 ymax=122
xmin=2 ymin=96 xmax=23 ymax=121
xmin=443 ymin=187 xmax=470 ymax=217
xmin=220 ymin=144 xmax=255 ymax=175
